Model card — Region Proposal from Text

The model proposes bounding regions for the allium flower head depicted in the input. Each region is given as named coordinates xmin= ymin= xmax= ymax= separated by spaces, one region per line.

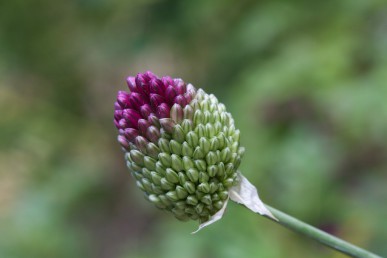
xmin=115 ymin=71 xmax=274 ymax=230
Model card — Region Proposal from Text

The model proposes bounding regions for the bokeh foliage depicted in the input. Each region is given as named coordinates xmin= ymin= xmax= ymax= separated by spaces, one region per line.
xmin=1 ymin=0 xmax=386 ymax=257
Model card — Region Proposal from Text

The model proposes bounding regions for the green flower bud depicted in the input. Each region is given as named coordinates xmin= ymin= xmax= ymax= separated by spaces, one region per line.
xmin=178 ymin=172 xmax=187 ymax=185
xmin=174 ymin=201 xmax=186 ymax=210
xmin=217 ymin=133 xmax=226 ymax=149
xmin=206 ymin=151 xmax=218 ymax=166
xmin=198 ymin=182 xmax=210 ymax=193
xmin=158 ymin=138 xmax=170 ymax=153
xmin=136 ymin=181 xmax=145 ymax=191
xmin=193 ymin=110 xmax=203 ymax=126
xmin=159 ymin=153 xmax=172 ymax=167
xmin=148 ymin=194 xmax=165 ymax=209
xmin=227 ymin=124 xmax=235 ymax=137
xmin=196 ymin=124 xmax=206 ymax=138
xmin=142 ymin=168 xmax=152 ymax=180
xmin=201 ymin=194 xmax=212 ymax=206
xmin=225 ymin=163 xmax=234 ymax=176
xmin=229 ymin=153 xmax=238 ymax=164
xmin=159 ymin=195 xmax=172 ymax=206
xmin=210 ymin=137 xmax=219 ymax=151
xmin=130 ymin=162 xmax=142 ymax=172
xmin=219 ymin=190 xmax=229 ymax=200
xmin=195 ymin=203 xmax=204 ymax=214
xmin=214 ymin=201 xmax=224 ymax=210
xmin=190 ymin=99 xmax=200 ymax=111
xmin=214 ymin=121 xmax=222 ymax=135
xmin=182 ymin=156 xmax=194 ymax=170
xmin=132 ymin=171 xmax=143 ymax=180
xmin=203 ymin=111 xmax=211 ymax=124
xmin=181 ymin=119 xmax=193 ymax=134
xmin=141 ymin=178 xmax=153 ymax=193
xmin=206 ymin=123 xmax=215 ymax=138
xmin=130 ymin=150 xmax=144 ymax=166
xmin=171 ymin=207 xmax=184 ymax=216
xmin=165 ymin=168 xmax=179 ymax=184
xmin=150 ymin=171 xmax=161 ymax=184
xmin=200 ymin=100 xmax=210 ymax=112
xmin=223 ymin=178 xmax=234 ymax=188
xmin=186 ymin=195 xmax=199 ymax=206
xmin=195 ymin=191 xmax=205 ymax=200
xmin=184 ymin=181 xmax=196 ymax=194
xmin=186 ymin=131 xmax=199 ymax=147
xmin=207 ymin=165 xmax=218 ymax=177
xmin=184 ymin=207 xmax=196 ymax=215
xmin=217 ymin=162 xmax=225 ymax=178
xmin=211 ymin=193 xmax=220 ymax=201
xmin=195 ymin=159 xmax=207 ymax=171
xmin=160 ymin=129 xmax=171 ymax=140
xmin=220 ymin=112 xmax=229 ymax=125
xmin=209 ymin=182 xmax=218 ymax=194
xmin=176 ymin=186 xmax=188 ymax=199
xmin=166 ymin=191 xmax=179 ymax=202
xmin=152 ymin=184 xmax=163 ymax=195
xmin=198 ymin=171 xmax=209 ymax=183
xmin=144 ymin=156 xmax=156 ymax=171
xmin=146 ymin=143 xmax=160 ymax=159
xmin=193 ymin=147 xmax=205 ymax=159
xmin=217 ymin=183 xmax=225 ymax=191
xmin=210 ymin=111 xmax=219 ymax=124
xmin=181 ymin=142 xmax=193 ymax=157
xmin=171 ymin=154 xmax=184 ymax=171
xmin=218 ymin=103 xmax=226 ymax=113
xmin=199 ymin=137 xmax=210 ymax=153
xmin=221 ymin=147 xmax=231 ymax=163
xmin=173 ymin=124 xmax=185 ymax=143
xmin=160 ymin=178 xmax=174 ymax=190
xmin=186 ymin=168 xmax=199 ymax=183
xmin=183 ymin=105 xmax=194 ymax=120
xmin=126 ymin=162 xmax=135 ymax=173
xmin=169 ymin=140 xmax=182 ymax=156
xmin=155 ymin=162 xmax=166 ymax=176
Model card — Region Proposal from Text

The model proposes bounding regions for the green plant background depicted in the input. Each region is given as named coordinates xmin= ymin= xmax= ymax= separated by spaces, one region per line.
xmin=1 ymin=1 xmax=386 ymax=257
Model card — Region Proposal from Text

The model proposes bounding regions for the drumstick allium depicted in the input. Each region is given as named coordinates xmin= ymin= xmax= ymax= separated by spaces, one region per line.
xmin=114 ymin=71 xmax=273 ymax=231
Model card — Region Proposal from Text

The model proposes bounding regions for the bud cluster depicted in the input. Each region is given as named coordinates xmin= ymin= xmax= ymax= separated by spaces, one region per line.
xmin=115 ymin=72 xmax=244 ymax=222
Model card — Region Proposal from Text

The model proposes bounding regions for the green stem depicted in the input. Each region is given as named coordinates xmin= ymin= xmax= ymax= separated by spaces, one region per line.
xmin=265 ymin=205 xmax=382 ymax=258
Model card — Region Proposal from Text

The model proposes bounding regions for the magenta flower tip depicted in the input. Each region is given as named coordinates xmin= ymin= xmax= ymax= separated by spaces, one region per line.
xmin=115 ymin=72 xmax=195 ymax=148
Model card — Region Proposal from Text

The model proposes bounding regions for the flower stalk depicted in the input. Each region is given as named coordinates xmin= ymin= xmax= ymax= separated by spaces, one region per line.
xmin=265 ymin=205 xmax=382 ymax=258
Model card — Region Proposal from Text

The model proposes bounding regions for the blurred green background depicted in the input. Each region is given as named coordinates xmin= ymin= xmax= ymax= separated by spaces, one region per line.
xmin=1 ymin=0 xmax=387 ymax=257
